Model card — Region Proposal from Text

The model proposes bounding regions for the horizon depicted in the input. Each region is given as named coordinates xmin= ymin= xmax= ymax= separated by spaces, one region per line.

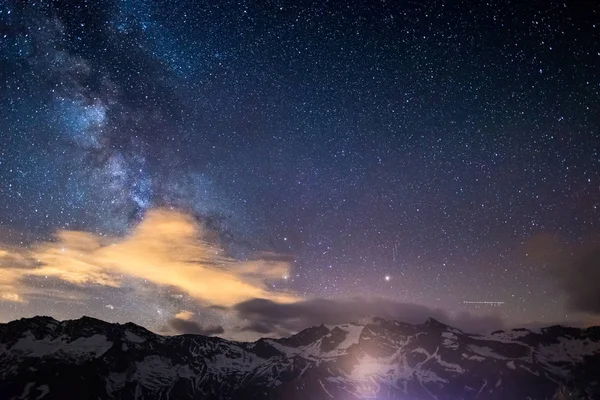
xmin=1 ymin=0 xmax=599 ymax=343
xmin=4 ymin=313 xmax=599 ymax=343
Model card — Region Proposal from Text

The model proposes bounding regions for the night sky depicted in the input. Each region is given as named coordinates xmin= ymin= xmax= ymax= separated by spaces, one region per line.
xmin=1 ymin=0 xmax=599 ymax=340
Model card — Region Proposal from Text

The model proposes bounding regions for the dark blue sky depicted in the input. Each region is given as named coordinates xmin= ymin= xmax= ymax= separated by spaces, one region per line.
xmin=1 ymin=0 xmax=599 ymax=334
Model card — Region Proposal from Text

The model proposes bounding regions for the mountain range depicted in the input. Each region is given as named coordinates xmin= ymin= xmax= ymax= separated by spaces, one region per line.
xmin=1 ymin=316 xmax=599 ymax=399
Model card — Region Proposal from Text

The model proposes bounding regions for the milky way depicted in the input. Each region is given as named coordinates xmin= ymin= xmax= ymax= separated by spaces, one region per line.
xmin=1 ymin=0 xmax=599 ymax=339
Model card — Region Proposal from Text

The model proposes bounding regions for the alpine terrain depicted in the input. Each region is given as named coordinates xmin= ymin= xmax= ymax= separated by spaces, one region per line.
xmin=1 ymin=316 xmax=599 ymax=399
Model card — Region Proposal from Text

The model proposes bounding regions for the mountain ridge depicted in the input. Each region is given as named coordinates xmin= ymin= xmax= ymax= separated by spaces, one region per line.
xmin=1 ymin=315 xmax=599 ymax=399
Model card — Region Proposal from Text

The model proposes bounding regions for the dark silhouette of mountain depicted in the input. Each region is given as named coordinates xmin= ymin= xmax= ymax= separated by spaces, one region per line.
xmin=1 ymin=316 xmax=599 ymax=399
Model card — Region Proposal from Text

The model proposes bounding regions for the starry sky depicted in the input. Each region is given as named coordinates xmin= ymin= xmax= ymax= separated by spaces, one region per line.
xmin=1 ymin=0 xmax=599 ymax=340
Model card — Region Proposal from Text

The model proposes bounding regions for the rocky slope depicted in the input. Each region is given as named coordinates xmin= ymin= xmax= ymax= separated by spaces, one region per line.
xmin=1 ymin=316 xmax=599 ymax=399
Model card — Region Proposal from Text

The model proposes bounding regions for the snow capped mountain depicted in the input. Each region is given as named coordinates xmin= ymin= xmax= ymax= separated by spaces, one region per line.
xmin=1 ymin=316 xmax=599 ymax=399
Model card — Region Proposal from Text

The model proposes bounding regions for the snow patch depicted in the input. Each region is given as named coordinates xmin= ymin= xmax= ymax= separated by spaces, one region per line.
xmin=35 ymin=385 xmax=50 ymax=399
xmin=520 ymin=364 xmax=540 ymax=376
xmin=488 ymin=330 xmax=531 ymax=342
xmin=106 ymin=372 xmax=127 ymax=394
xmin=350 ymin=345 xmax=448 ymax=392
xmin=267 ymin=324 xmax=364 ymax=361
xmin=442 ymin=332 xmax=459 ymax=349
xmin=436 ymin=356 xmax=465 ymax=374
xmin=132 ymin=355 xmax=197 ymax=392
xmin=10 ymin=333 xmax=112 ymax=359
xmin=207 ymin=351 xmax=266 ymax=372
xmin=414 ymin=347 xmax=464 ymax=374
xmin=20 ymin=382 xmax=35 ymax=398
xmin=125 ymin=331 xmax=145 ymax=343
xmin=467 ymin=345 xmax=507 ymax=360
xmin=333 ymin=324 xmax=363 ymax=351
xmin=537 ymin=337 xmax=600 ymax=364
xmin=319 ymin=379 xmax=334 ymax=398
xmin=462 ymin=353 xmax=484 ymax=361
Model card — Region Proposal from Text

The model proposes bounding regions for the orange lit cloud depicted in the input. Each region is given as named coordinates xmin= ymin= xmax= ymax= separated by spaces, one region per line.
xmin=0 ymin=209 xmax=296 ymax=307
xmin=1 ymin=293 xmax=24 ymax=302
xmin=0 ymin=249 xmax=29 ymax=303
xmin=175 ymin=310 xmax=194 ymax=320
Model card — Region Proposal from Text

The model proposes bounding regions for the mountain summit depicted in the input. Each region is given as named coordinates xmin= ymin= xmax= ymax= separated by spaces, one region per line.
xmin=1 ymin=316 xmax=599 ymax=399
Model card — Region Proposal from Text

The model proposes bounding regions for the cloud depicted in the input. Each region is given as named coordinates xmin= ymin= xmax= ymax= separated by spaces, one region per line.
xmin=0 ymin=210 xmax=513 ymax=339
xmin=240 ymin=321 xmax=279 ymax=335
xmin=520 ymin=232 xmax=566 ymax=264
xmin=556 ymin=242 xmax=600 ymax=314
xmin=232 ymin=297 xmax=506 ymax=336
xmin=517 ymin=233 xmax=600 ymax=319
xmin=0 ymin=292 xmax=25 ymax=303
xmin=0 ymin=249 xmax=31 ymax=303
xmin=168 ymin=317 xmax=225 ymax=336
xmin=0 ymin=209 xmax=296 ymax=308
xmin=175 ymin=310 xmax=194 ymax=320
xmin=0 ymin=268 xmax=23 ymax=303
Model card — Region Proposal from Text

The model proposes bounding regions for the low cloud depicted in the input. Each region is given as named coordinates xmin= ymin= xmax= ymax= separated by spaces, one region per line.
xmin=0 ymin=250 xmax=32 ymax=303
xmin=0 ymin=292 xmax=25 ymax=303
xmin=0 ymin=209 xmax=519 ymax=338
xmin=174 ymin=310 xmax=194 ymax=320
xmin=0 ymin=269 xmax=23 ymax=303
xmin=168 ymin=317 xmax=225 ymax=336
xmin=520 ymin=232 xmax=566 ymax=264
xmin=233 ymin=297 xmax=506 ymax=336
xmin=556 ymin=243 xmax=600 ymax=315
xmin=0 ymin=209 xmax=296 ymax=308
xmin=518 ymin=233 xmax=600 ymax=324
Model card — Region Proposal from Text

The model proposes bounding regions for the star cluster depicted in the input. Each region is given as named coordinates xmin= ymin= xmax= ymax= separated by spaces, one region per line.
xmin=1 ymin=0 xmax=599 ymax=337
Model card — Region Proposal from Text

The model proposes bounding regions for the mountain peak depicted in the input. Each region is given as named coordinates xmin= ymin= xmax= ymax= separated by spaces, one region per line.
xmin=423 ymin=317 xmax=448 ymax=328
xmin=17 ymin=315 xmax=58 ymax=324
xmin=1 ymin=315 xmax=599 ymax=399
xmin=277 ymin=324 xmax=330 ymax=347
xmin=71 ymin=315 xmax=106 ymax=324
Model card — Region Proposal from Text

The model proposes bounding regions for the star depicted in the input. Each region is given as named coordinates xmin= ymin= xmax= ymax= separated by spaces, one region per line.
xmin=0 ymin=0 xmax=597 ymax=337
